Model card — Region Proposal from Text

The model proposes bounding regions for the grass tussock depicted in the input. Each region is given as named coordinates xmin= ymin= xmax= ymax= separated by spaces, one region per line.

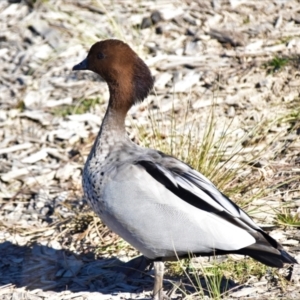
xmin=275 ymin=206 xmax=300 ymax=227
xmin=264 ymin=54 xmax=300 ymax=74
xmin=135 ymin=96 xmax=289 ymax=208
xmin=165 ymin=255 xmax=289 ymax=299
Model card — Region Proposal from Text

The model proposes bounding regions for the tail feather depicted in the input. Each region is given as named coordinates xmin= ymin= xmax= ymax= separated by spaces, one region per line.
xmin=238 ymin=248 xmax=297 ymax=268
xmin=237 ymin=230 xmax=298 ymax=267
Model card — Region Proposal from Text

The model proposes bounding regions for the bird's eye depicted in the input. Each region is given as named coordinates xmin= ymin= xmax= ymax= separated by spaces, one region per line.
xmin=97 ymin=52 xmax=105 ymax=60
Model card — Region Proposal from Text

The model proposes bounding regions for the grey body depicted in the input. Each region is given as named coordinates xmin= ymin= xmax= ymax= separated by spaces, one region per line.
xmin=83 ymin=122 xmax=257 ymax=260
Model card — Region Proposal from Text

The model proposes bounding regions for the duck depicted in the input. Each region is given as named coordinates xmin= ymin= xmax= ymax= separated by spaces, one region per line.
xmin=72 ymin=39 xmax=297 ymax=300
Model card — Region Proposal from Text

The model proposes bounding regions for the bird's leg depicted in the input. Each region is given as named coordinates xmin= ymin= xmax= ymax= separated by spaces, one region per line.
xmin=153 ymin=261 xmax=168 ymax=300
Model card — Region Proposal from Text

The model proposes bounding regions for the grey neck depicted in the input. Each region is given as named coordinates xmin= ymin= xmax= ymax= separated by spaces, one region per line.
xmin=88 ymin=107 xmax=128 ymax=160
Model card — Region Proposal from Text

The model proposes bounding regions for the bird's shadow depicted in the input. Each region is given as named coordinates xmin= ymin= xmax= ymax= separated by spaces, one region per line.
xmin=0 ymin=241 xmax=238 ymax=297
xmin=0 ymin=241 xmax=151 ymax=294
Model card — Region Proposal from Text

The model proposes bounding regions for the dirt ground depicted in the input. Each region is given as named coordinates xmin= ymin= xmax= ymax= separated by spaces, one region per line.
xmin=0 ymin=0 xmax=300 ymax=299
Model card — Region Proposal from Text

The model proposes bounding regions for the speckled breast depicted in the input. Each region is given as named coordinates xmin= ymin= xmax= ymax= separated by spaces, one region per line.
xmin=82 ymin=161 xmax=107 ymax=218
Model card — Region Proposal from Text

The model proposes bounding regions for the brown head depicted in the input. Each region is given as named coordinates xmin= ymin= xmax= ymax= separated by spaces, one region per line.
xmin=73 ymin=39 xmax=154 ymax=113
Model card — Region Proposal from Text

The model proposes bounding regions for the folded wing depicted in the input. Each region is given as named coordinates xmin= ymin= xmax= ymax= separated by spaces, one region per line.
xmin=134 ymin=156 xmax=296 ymax=267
